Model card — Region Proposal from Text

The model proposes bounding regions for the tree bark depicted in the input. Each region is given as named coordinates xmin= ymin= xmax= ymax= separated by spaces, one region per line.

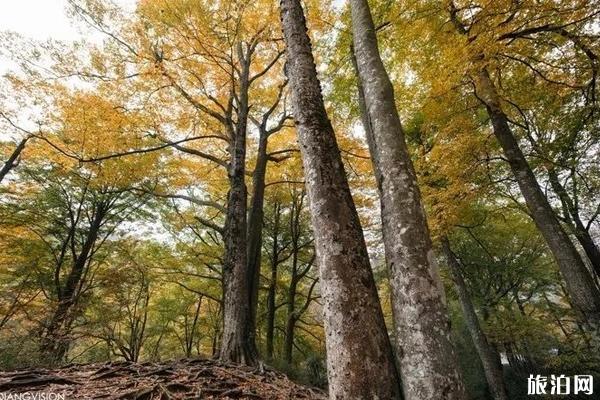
xmin=279 ymin=0 xmax=402 ymax=397
xmin=441 ymin=238 xmax=508 ymax=400
xmin=474 ymin=69 xmax=600 ymax=330
xmin=0 ymin=137 xmax=29 ymax=184
xmin=219 ymin=47 xmax=258 ymax=365
xmin=349 ymin=1 xmax=466 ymax=399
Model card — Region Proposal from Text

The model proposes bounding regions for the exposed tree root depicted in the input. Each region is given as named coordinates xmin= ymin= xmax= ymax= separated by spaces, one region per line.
xmin=0 ymin=358 xmax=327 ymax=399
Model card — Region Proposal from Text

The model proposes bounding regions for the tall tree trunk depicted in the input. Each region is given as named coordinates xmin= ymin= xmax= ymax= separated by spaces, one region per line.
xmin=474 ymin=69 xmax=600 ymax=330
xmin=547 ymin=167 xmax=600 ymax=277
xmin=220 ymin=130 xmax=256 ymax=365
xmin=219 ymin=47 xmax=258 ymax=365
xmin=247 ymin=130 xmax=269 ymax=349
xmin=349 ymin=2 xmax=465 ymax=398
xmin=441 ymin=238 xmax=508 ymax=400
xmin=279 ymin=0 xmax=402 ymax=397
xmin=0 ymin=137 xmax=28 ymax=184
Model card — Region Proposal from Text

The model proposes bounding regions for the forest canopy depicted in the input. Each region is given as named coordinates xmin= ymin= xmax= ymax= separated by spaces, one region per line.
xmin=1 ymin=0 xmax=599 ymax=399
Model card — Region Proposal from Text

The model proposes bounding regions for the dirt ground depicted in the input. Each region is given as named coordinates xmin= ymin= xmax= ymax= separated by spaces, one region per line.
xmin=0 ymin=358 xmax=327 ymax=399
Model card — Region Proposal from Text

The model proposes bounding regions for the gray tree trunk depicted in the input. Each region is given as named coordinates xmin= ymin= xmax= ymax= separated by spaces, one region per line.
xmin=279 ymin=0 xmax=402 ymax=397
xmin=219 ymin=47 xmax=258 ymax=365
xmin=441 ymin=238 xmax=508 ymax=400
xmin=474 ymin=69 xmax=600 ymax=330
xmin=349 ymin=1 xmax=466 ymax=399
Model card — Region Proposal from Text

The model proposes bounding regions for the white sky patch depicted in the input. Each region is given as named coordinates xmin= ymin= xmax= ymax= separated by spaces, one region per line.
xmin=0 ymin=0 xmax=137 ymax=73
xmin=332 ymin=0 xmax=346 ymax=11
xmin=0 ymin=0 xmax=79 ymax=41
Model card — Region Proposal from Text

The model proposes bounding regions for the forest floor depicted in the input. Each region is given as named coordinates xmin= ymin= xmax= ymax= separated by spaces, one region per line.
xmin=0 ymin=358 xmax=327 ymax=399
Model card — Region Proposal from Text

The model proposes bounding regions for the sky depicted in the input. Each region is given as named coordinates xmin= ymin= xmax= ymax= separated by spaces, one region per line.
xmin=0 ymin=0 xmax=136 ymax=73
xmin=0 ymin=0 xmax=137 ymax=40
xmin=0 ymin=0 xmax=81 ymax=41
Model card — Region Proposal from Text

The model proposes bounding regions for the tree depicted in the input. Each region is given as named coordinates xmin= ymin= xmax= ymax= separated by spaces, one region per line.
xmin=2 ymin=1 xmax=600 ymax=397
xmin=281 ymin=188 xmax=318 ymax=365
xmin=61 ymin=0 xmax=291 ymax=364
xmin=0 ymin=65 xmax=45 ymax=184
xmin=445 ymin=206 xmax=599 ymax=393
xmin=96 ymin=258 xmax=151 ymax=363
xmin=279 ymin=0 xmax=402 ymax=397
xmin=263 ymin=200 xmax=288 ymax=360
xmin=1 ymin=168 xmax=152 ymax=363
xmin=259 ymin=184 xmax=322 ymax=366
xmin=349 ymin=1 xmax=466 ymax=398
xmin=441 ymin=237 xmax=508 ymax=400
xmin=446 ymin=0 xmax=600 ymax=333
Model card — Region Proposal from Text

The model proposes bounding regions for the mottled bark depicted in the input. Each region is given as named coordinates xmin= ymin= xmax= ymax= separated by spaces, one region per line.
xmin=0 ymin=137 xmax=29 ymax=184
xmin=219 ymin=46 xmax=257 ymax=365
xmin=349 ymin=1 xmax=466 ymax=399
xmin=220 ymin=139 xmax=256 ymax=364
xmin=474 ymin=69 xmax=600 ymax=330
xmin=547 ymin=167 xmax=600 ymax=278
xmin=442 ymin=238 xmax=508 ymax=400
xmin=279 ymin=0 xmax=402 ymax=397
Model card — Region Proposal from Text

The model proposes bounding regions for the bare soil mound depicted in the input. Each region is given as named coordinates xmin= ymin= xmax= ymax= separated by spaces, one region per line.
xmin=0 ymin=358 xmax=327 ymax=399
